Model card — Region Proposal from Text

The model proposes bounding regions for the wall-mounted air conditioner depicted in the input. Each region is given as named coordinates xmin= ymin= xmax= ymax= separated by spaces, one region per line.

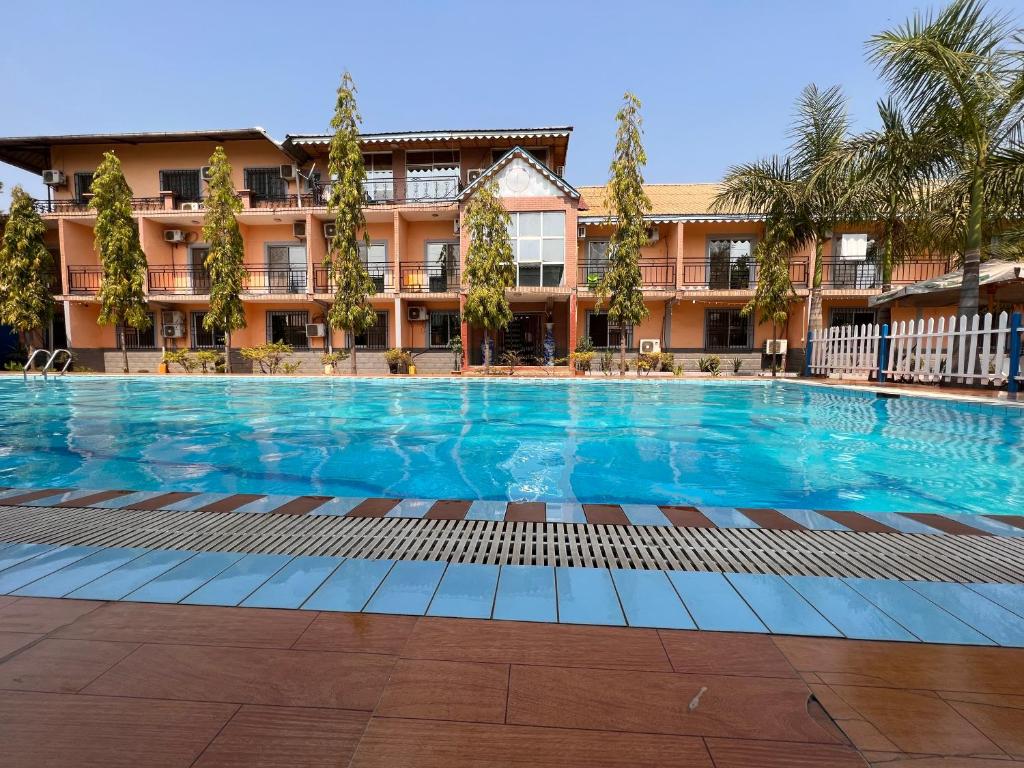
xmin=323 ymin=222 xmax=337 ymax=239
xmin=162 ymin=324 xmax=184 ymax=339
xmin=639 ymin=339 xmax=661 ymax=355
xmin=280 ymin=164 xmax=297 ymax=180
xmin=163 ymin=230 xmax=186 ymax=243
xmin=292 ymin=221 xmax=307 ymax=239
xmin=407 ymin=306 xmax=427 ymax=322
xmin=161 ymin=310 xmax=185 ymax=339
xmin=42 ymin=170 xmax=66 ymax=186
xmin=764 ymin=339 xmax=788 ymax=355
xmin=201 ymin=166 xmax=213 ymax=181
xmin=467 ymin=169 xmax=486 ymax=184
xmin=305 ymin=323 xmax=326 ymax=338
xmin=179 ymin=202 xmax=202 ymax=212
xmin=646 ymin=226 xmax=660 ymax=245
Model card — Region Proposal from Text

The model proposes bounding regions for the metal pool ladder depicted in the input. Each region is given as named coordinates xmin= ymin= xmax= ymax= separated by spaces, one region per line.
xmin=23 ymin=349 xmax=73 ymax=381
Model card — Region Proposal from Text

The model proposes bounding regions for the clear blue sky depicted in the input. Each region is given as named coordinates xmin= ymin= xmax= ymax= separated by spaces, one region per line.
xmin=1 ymin=0 xmax=1019 ymax=207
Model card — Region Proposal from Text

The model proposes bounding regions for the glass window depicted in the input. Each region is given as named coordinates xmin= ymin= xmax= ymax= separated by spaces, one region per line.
xmin=509 ymin=211 xmax=564 ymax=287
xmin=245 ymin=167 xmax=287 ymax=202
xmin=360 ymin=153 xmax=394 ymax=202
xmin=425 ymin=242 xmax=459 ymax=291
xmin=159 ymin=169 xmax=202 ymax=204
xmin=74 ymin=172 xmax=94 ymax=203
xmin=708 ymin=238 xmax=755 ymax=289
xmin=586 ymin=311 xmax=632 ymax=349
xmin=429 ymin=311 xmax=461 ymax=348
xmin=355 ymin=311 xmax=388 ymax=349
xmin=406 ymin=151 xmax=460 ymax=201
xmin=117 ymin=313 xmax=156 ymax=349
xmin=266 ymin=311 xmax=309 ymax=348
xmin=830 ymin=309 xmax=877 ymax=328
xmin=704 ymin=309 xmax=752 ymax=350
xmin=829 ymin=235 xmax=881 ymax=288
xmin=191 ymin=311 xmax=225 ymax=349
xmin=357 ymin=241 xmax=389 ymax=292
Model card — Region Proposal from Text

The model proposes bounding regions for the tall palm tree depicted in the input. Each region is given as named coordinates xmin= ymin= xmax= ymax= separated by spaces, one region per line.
xmin=868 ymin=0 xmax=1024 ymax=317
xmin=713 ymin=84 xmax=852 ymax=340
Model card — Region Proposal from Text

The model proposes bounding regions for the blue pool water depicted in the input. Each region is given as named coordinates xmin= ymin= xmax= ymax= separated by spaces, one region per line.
xmin=0 ymin=376 xmax=1021 ymax=513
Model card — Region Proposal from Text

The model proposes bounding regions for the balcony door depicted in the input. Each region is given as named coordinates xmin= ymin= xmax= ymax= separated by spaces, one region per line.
xmin=266 ymin=245 xmax=307 ymax=293
xmin=189 ymin=246 xmax=211 ymax=293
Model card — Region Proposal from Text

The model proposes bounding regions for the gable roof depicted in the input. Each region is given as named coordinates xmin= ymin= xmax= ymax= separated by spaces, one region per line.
xmin=577 ymin=183 xmax=761 ymax=222
xmin=457 ymin=146 xmax=580 ymax=202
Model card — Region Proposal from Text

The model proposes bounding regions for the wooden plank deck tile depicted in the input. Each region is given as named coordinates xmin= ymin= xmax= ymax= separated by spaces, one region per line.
xmin=425 ymin=500 xmax=471 ymax=520
xmin=0 ymin=638 xmax=139 ymax=693
xmin=266 ymin=495 xmax=333 ymax=515
xmin=347 ymin=498 xmax=400 ymax=518
xmin=195 ymin=494 xmax=265 ymax=513
xmin=739 ymin=508 xmax=807 ymax=531
xmin=506 ymin=502 xmax=545 ymax=523
xmin=902 ymin=513 xmax=990 ymax=536
xmin=293 ymin=612 xmax=418 ymax=656
xmin=705 ymin=737 xmax=868 ymax=768
xmin=374 ymin=658 xmax=509 ymax=724
xmin=659 ymin=505 xmax=716 ymax=528
xmin=817 ymin=511 xmax=901 ymax=533
xmin=54 ymin=490 xmax=134 ymax=508
xmin=583 ymin=504 xmax=629 ymax=525
xmin=122 ymin=491 xmax=199 ymax=511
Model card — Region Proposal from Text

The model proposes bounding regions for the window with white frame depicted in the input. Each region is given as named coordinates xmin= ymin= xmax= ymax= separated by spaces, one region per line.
xmin=707 ymin=237 xmax=756 ymax=289
xmin=362 ymin=152 xmax=393 ymax=201
xmin=406 ymin=150 xmax=459 ymax=200
xmin=509 ymin=211 xmax=565 ymax=287
xmin=586 ymin=311 xmax=631 ymax=349
xmin=358 ymin=241 xmax=388 ymax=292
xmin=583 ymin=240 xmax=611 ymax=285
xmin=831 ymin=233 xmax=881 ymax=288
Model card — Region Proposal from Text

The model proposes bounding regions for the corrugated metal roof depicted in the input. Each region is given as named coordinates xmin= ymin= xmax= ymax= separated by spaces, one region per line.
xmin=286 ymin=126 xmax=573 ymax=146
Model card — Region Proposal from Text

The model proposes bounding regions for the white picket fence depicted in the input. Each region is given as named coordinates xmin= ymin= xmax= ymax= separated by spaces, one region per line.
xmin=809 ymin=323 xmax=882 ymax=378
xmin=810 ymin=311 xmax=1024 ymax=387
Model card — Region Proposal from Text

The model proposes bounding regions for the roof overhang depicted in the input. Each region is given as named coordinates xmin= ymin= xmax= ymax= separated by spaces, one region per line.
xmin=869 ymin=260 xmax=1024 ymax=308
xmin=579 ymin=213 xmax=764 ymax=225
xmin=284 ymin=126 xmax=572 ymax=148
xmin=0 ymin=128 xmax=284 ymax=174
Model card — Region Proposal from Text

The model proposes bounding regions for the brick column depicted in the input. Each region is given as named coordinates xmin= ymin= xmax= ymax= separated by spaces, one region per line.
xmin=460 ymin=293 xmax=469 ymax=369
xmin=568 ymin=291 xmax=578 ymax=354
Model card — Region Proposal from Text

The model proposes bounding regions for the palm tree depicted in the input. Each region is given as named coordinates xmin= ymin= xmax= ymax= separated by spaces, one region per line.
xmin=713 ymin=84 xmax=852 ymax=340
xmin=867 ymin=0 xmax=1024 ymax=317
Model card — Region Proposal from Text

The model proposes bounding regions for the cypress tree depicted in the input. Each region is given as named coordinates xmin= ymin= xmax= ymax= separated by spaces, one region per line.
xmin=0 ymin=186 xmax=54 ymax=357
xmin=742 ymin=223 xmax=795 ymax=377
xmin=599 ymin=92 xmax=652 ymax=376
xmin=90 ymin=151 xmax=150 ymax=374
xmin=325 ymin=71 xmax=377 ymax=374
xmin=201 ymin=146 xmax=246 ymax=373
xmin=462 ymin=179 xmax=514 ymax=373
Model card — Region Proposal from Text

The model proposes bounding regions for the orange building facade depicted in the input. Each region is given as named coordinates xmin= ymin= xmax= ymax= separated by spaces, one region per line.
xmin=0 ymin=126 xmax=953 ymax=373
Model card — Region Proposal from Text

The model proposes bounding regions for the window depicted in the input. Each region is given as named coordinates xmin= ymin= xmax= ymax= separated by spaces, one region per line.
xmin=159 ymin=169 xmax=202 ymax=204
xmin=830 ymin=309 xmax=877 ymax=328
xmin=586 ymin=311 xmax=632 ymax=349
xmin=358 ymin=241 xmax=389 ymax=292
xmin=191 ymin=311 xmax=225 ymax=349
xmin=830 ymin=234 xmax=881 ymax=288
xmin=704 ymin=309 xmax=752 ymax=350
xmin=266 ymin=311 xmax=309 ymax=348
xmin=425 ymin=241 xmax=459 ymax=291
xmin=265 ymin=244 xmax=307 ymax=293
xmin=117 ymin=313 xmax=156 ymax=349
xmin=583 ymin=240 xmax=611 ymax=284
xmin=509 ymin=211 xmax=565 ymax=287
xmin=406 ymin=150 xmax=459 ymax=200
xmin=245 ymin=167 xmax=287 ymax=202
xmin=355 ymin=311 xmax=389 ymax=349
xmin=708 ymin=237 xmax=755 ymax=289
xmin=74 ymin=172 xmax=94 ymax=203
xmin=491 ymin=148 xmax=549 ymax=166
xmin=429 ymin=311 xmax=461 ymax=348
xmin=362 ymin=153 xmax=394 ymax=201
xmin=188 ymin=246 xmax=211 ymax=292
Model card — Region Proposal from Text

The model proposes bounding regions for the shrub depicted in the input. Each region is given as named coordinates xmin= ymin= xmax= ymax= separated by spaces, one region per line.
xmin=163 ymin=349 xmax=196 ymax=374
xmin=599 ymin=350 xmax=615 ymax=375
xmin=384 ymin=347 xmax=412 ymax=373
xmin=571 ymin=350 xmax=595 ymax=372
xmin=240 ymin=341 xmax=293 ymax=374
xmin=673 ymin=364 xmax=684 ymax=376
xmin=698 ymin=355 xmax=721 ymax=376
xmin=447 ymin=336 xmax=463 ymax=370
xmin=321 ymin=351 xmax=350 ymax=373
xmin=636 ymin=352 xmax=659 ymax=376
xmin=659 ymin=352 xmax=675 ymax=372
xmin=194 ymin=350 xmax=220 ymax=374
xmin=500 ymin=349 xmax=521 ymax=376
xmin=281 ymin=361 xmax=302 ymax=374
xmin=732 ymin=358 xmax=743 ymax=374
xmin=574 ymin=335 xmax=595 ymax=354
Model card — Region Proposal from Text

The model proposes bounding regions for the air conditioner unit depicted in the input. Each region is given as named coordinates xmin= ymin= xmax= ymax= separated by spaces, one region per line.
xmin=764 ymin=339 xmax=788 ymax=355
xmin=163 ymin=229 xmax=186 ymax=243
xmin=323 ymin=222 xmax=337 ymax=239
xmin=179 ymin=202 xmax=202 ymax=212
xmin=453 ymin=218 xmax=460 ymax=235
xmin=162 ymin=324 xmax=184 ymax=339
xmin=556 ymin=165 xmax=566 ymax=177
xmin=305 ymin=323 xmax=326 ymax=338
xmin=646 ymin=226 xmax=660 ymax=245
xmin=200 ymin=165 xmax=213 ymax=181
xmin=292 ymin=221 xmax=307 ymax=239
xmin=467 ymin=169 xmax=486 ymax=184
xmin=161 ymin=310 xmax=185 ymax=326
xmin=639 ymin=339 xmax=661 ymax=355
xmin=577 ymin=224 xmax=587 ymax=240
xmin=280 ymin=164 xmax=297 ymax=180
xmin=407 ymin=306 xmax=427 ymax=322
xmin=42 ymin=170 xmax=66 ymax=186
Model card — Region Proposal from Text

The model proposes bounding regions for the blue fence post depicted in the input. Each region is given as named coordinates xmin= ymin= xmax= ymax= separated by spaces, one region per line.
xmin=1009 ymin=312 xmax=1021 ymax=396
xmin=878 ymin=324 xmax=890 ymax=384
xmin=804 ymin=330 xmax=813 ymax=377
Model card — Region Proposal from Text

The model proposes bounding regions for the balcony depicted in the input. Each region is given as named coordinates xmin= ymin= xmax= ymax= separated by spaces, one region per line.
xmin=313 ymin=265 xmax=392 ymax=294
xmin=34 ymin=197 xmax=164 ymax=215
xmin=66 ymin=265 xmax=103 ymax=294
xmin=243 ymin=266 xmax=307 ymax=294
xmin=577 ymin=258 xmax=676 ymax=290
xmin=678 ymin=259 xmax=809 ymax=290
xmin=294 ymin=176 xmax=462 ymax=208
xmin=398 ymin=262 xmax=460 ymax=292
xmin=148 ymin=266 xmax=211 ymax=295
xmin=820 ymin=258 xmax=951 ymax=290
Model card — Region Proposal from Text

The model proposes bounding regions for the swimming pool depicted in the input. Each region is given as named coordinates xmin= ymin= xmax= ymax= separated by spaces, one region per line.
xmin=0 ymin=376 xmax=1020 ymax=513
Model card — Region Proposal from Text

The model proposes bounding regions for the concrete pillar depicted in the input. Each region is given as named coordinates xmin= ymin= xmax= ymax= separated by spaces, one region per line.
xmin=394 ymin=296 xmax=403 ymax=348
xmin=663 ymin=298 xmax=675 ymax=348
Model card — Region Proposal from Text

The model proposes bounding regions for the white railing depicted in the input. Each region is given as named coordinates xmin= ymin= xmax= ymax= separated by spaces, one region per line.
xmin=809 ymin=311 xmax=1024 ymax=388
xmin=809 ymin=323 xmax=882 ymax=379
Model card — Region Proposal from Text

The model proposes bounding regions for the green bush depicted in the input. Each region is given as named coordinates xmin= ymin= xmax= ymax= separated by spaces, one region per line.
xmin=500 ymin=349 xmax=521 ymax=376
xmin=163 ymin=349 xmax=196 ymax=374
xmin=658 ymin=352 xmax=675 ymax=372
xmin=732 ymin=358 xmax=743 ymax=374
xmin=240 ymin=342 xmax=293 ymax=374
xmin=194 ymin=350 xmax=221 ymax=373
xmin=320 ymin=350 xmax=350 ymax=372
xmin=384 ymin=347 xmax=412 ymax=373
xmin=698 ymin=355 xmax=721 ymax=376
xmin=636 ymin=352 xmax=659 ymax=376
xmin=571 ymin=350 xmax=595 ymax=372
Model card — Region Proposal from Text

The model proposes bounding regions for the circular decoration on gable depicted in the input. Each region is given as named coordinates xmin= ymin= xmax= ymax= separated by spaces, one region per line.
xmin=505 ymin=165 xmax=530 ymax=193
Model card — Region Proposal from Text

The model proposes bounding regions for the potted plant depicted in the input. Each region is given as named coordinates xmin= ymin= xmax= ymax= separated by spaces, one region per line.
xmin=384 ymin=347 xmax=411 ymax=374
xmin=321 ymin=351 xmax=348 ymax=375
xmin=447 ymin=335 xmax=463 ymax=374
xmin=587 ymin=273 xmax=601 ymax=290
xmin=570 ymin=350 xmax=594 ymax=376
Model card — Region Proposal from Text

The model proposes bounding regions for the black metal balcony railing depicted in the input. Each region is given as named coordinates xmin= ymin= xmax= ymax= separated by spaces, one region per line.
xmin=819 ymin=258 xmax=951 ymax=289
xmin=313 ymin=265 xmax=393 ymax=294
xmin=33 ymin=196 xmax=165 ymax=214
xmin=148 ymin=266 xmax=211 ymax=294
xmin=243 ymin=267 xmax=307 ymax=294
xmin=675 ymin=259 xmax=810 ymax=289
xmin=398 ymin=262 xmax=460 ymax=292
xmin=301 ymin=176 xmax=462 ymax=208
xmin=578 ymin=258 xmax=677 ymax=290
xmin=66 ymin=266 xmax=103 ymax=294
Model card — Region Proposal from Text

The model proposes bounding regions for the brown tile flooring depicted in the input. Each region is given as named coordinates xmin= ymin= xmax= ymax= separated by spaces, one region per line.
xmin=2 ymin=598 xmax=1024 ymax=767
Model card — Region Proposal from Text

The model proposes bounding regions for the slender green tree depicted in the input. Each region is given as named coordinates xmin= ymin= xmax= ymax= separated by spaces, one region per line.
xmin=599 ymin=92 xmax=652 ymax=376
xmin=90 ymin=151 xmax=150 ymax=374
xmin=462 ymin=179 xmax=514 ymax=373
xmin=0 ymin=186 xmax=54 ymax=357
xmin=325 ymin=71 xmax=377 ymax=374
xmin=201 ymin=146 xmax=246 ymax=373
xmin=714 ymin=84 xmax=852 ymax=339
xmin=868 ymin=0 xmax=1024 ymax=317
xmin=742 ymin=223 xmax=796 ymax=377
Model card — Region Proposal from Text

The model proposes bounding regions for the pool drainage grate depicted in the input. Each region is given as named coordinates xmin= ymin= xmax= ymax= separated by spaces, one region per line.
xmin=1 ymin=504 xmax=1023 ymax=583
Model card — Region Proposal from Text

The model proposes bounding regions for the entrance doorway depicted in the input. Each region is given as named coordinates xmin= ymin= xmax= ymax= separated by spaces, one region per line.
xmin=502 ymin=313 xmax=543 ymax=365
